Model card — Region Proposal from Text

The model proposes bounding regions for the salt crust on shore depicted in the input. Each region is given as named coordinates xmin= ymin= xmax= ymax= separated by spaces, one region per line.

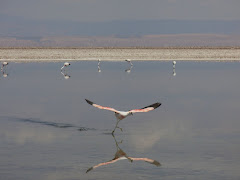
xmin=1 ymin=48 xmax=240 ymax=62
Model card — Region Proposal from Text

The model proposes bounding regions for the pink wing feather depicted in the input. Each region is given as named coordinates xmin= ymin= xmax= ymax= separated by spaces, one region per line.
xmin=129 ymin=102 xmax=161 ymax=113
xmin=85 ymin=99 xmax=161 ymax=114
xmin=85 ymin=99 xmax=119 ymax=113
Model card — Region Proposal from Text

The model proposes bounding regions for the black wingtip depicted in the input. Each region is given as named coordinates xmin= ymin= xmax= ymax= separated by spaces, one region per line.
xmin=143 ymin=102 xmax=161 ymax=109
xmin=85 ymin=99 xmax=93 ymax=105
xmin=152 ymin=160 xmax=161 ymax=167
xmin=153 ymin=102 xmax=161 ymax=109
xmin=86 ymin=167 xmax=93 ymax=173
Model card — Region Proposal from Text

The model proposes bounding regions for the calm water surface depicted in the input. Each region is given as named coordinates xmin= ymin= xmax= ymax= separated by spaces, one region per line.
xmin=0 ymin=61 xmax=240 ymax=180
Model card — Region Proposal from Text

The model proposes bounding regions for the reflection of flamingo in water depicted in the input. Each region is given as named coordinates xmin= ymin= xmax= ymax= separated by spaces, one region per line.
xmin=85 ymin=99 xmax=161 ymax=134
xmin=61 ymin=71 xmax=71 ymax=79
xmin=2 ymin=72 xmax=8 ymax=78
xmin=1 ymin=62 xmax=9 ymax=78
xmin=86 ymin=134 xmax=161 ymax=173
xmin=125 ymin=65 xmax=133 ymax=74
xmin=173 ymin=68 xmax=176 ymax=77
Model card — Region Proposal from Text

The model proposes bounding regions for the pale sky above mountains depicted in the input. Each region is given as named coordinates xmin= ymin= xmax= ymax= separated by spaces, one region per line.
xmin=1 ymin=0 xmax=240 ymax=22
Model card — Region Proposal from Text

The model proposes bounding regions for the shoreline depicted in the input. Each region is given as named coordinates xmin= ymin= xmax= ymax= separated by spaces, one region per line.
xmin=2 ymin=59 xmax=240 ymax=62
xmin=1 ymin=47 xmax=240 ymax=62
xmin=1 ymin=46 xmax=240 ymax=49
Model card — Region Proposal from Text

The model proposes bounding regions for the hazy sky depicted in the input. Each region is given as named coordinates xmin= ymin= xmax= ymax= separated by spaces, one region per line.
xmin=1 ymin=0 xmax=240 ymax=22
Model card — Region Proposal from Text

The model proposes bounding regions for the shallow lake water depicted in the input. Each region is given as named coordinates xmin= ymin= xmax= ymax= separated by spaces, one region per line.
xmin=0 ymin=61 xmax=240 ymax=180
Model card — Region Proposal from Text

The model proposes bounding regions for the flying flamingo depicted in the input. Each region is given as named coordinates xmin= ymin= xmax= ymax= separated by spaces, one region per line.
xmin=85 ymin=99 xmax=161 ymax=134
xmin=86 ymin=134 xmax=161 ymax=173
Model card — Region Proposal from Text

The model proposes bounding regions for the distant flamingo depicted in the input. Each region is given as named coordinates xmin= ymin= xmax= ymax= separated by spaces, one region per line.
xmin=61 ymin=62 xmax=70 ymax=70
xmin=85 ymin=99 xmax=161 ymax=134
xmin=98 ymin=59 xmax=101 ymax=72
xmin=172 ymin=61 xmax=176 ymax=76
xmin=125 ymin=59 xmax=133 ymax=66
xmin=1 ymin=62 xmax=8 ymax=71
xmin=173 ymin=61 xmax=176 ymax=68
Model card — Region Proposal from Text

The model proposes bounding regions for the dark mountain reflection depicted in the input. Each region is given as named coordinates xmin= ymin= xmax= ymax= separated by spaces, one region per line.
xmin=86 ymin=134 xmax=161 ymax=173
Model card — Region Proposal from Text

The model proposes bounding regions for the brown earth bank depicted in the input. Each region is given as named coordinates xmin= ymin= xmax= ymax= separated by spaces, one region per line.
xmin=1 ymin=47 xmax=240 ymax=62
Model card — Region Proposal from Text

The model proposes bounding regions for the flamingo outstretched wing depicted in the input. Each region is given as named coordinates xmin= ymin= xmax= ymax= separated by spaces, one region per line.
xmin=129 ymin=157 xmax=161 ymax=166
xmin=85 ymin=99 xmax=120 ymax=113
xmin=86 ymin=157 xmax=126 ymax=173
xmin=86 ymin=156 xmax=161 ymax=173
xmin=129 ymin=102 xmax=161 ymax=113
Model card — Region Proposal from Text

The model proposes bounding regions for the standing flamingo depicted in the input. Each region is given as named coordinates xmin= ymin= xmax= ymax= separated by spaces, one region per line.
xmin=125 ymin=59 xmax=133 ymax=66
xmin=1 ymin=62 xmax=8 ymax=71
xmin=61 ymin=62 xmax=70 ymax=70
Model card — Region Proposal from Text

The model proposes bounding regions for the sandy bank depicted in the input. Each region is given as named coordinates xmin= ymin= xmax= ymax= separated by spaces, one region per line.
xmin=1 ymin=48 xmax=240 ymax=62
